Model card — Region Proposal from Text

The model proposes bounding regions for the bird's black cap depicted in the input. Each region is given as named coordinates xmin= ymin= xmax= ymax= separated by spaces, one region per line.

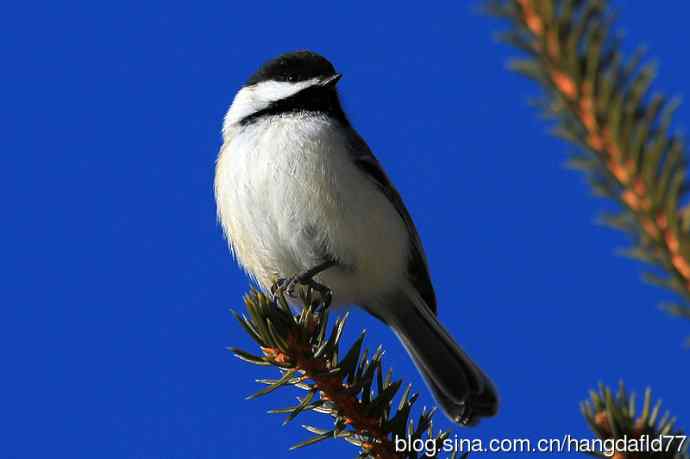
xmin=246 ymin=51 xmax=338 ymax=86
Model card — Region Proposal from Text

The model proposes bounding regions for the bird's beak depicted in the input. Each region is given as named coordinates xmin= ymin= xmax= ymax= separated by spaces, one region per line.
xmin=320 ymin=73 xmax=342 ymax=87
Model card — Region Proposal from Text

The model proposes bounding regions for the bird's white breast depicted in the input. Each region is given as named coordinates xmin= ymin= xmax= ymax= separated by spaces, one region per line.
xmin=214 ymin=114 xmax=410 ymax=306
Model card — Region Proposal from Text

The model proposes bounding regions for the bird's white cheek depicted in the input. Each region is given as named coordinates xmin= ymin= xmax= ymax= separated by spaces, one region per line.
xmin=223 ymin=90 xmax=269 ymax=131
xmin=223 ymin=79 xmax=322 ymax=131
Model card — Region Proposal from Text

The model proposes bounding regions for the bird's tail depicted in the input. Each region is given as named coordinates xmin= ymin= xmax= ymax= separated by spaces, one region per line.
xmin=382 ymin=288 xmax=498 ymax=425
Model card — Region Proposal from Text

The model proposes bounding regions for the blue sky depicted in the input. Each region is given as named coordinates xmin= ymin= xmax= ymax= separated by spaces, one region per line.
xmin=2 ymin=1 xmax=689 ymax=458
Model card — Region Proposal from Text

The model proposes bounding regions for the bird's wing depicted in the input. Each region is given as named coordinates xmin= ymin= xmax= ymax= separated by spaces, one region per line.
xmin=347 ymin=129 xmax=438 ymax=314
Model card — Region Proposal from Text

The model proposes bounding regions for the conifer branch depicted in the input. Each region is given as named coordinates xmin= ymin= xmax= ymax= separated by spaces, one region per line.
xmin=488 ymin=0 xmax=690 ymax=322
xmin=582 ymin=382 xmax=688 ymax=459
xmin=230 ymin=287 xmax=457 ymax=459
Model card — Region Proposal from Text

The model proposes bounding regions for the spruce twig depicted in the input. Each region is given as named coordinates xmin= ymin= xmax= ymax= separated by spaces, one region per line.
xmin=487 ymin=0 xmax=690 ymax=324
xmin=230 ymin=287 xmax=457 ymax=459
xmin=581 ymin=382 xmax=688 ymax=459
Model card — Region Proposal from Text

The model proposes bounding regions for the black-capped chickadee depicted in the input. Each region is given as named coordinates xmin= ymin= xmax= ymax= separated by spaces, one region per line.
xmin=214 ymin=50 xmax=498 ymax=425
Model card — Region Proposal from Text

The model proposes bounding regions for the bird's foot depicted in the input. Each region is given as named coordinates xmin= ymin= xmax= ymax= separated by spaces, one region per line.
xmin=270 ymin=275 xmax=333 ymax=308
xmin=270 ymin=260 xmax=336 ymax=308
xmin=270 ymin=275 xmax=300 ymax=299
xmin=300 ymin=277 xmax=333 ymax=310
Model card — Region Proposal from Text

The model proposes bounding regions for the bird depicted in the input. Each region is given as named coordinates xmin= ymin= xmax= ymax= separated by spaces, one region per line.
xmin=214 ymin=50 xmax=498 ymax=425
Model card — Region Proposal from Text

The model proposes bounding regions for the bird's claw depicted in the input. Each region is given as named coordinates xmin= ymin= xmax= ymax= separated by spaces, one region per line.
xmin=271 ymin=260 xmax=337 ymax=308
xmin=270 ymin=276 xmax=333 ymax=310
xmin=271 ymin=276 xmax=299 ymax=299
xmin=302 ymin=278 xmax=333 ymax=310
